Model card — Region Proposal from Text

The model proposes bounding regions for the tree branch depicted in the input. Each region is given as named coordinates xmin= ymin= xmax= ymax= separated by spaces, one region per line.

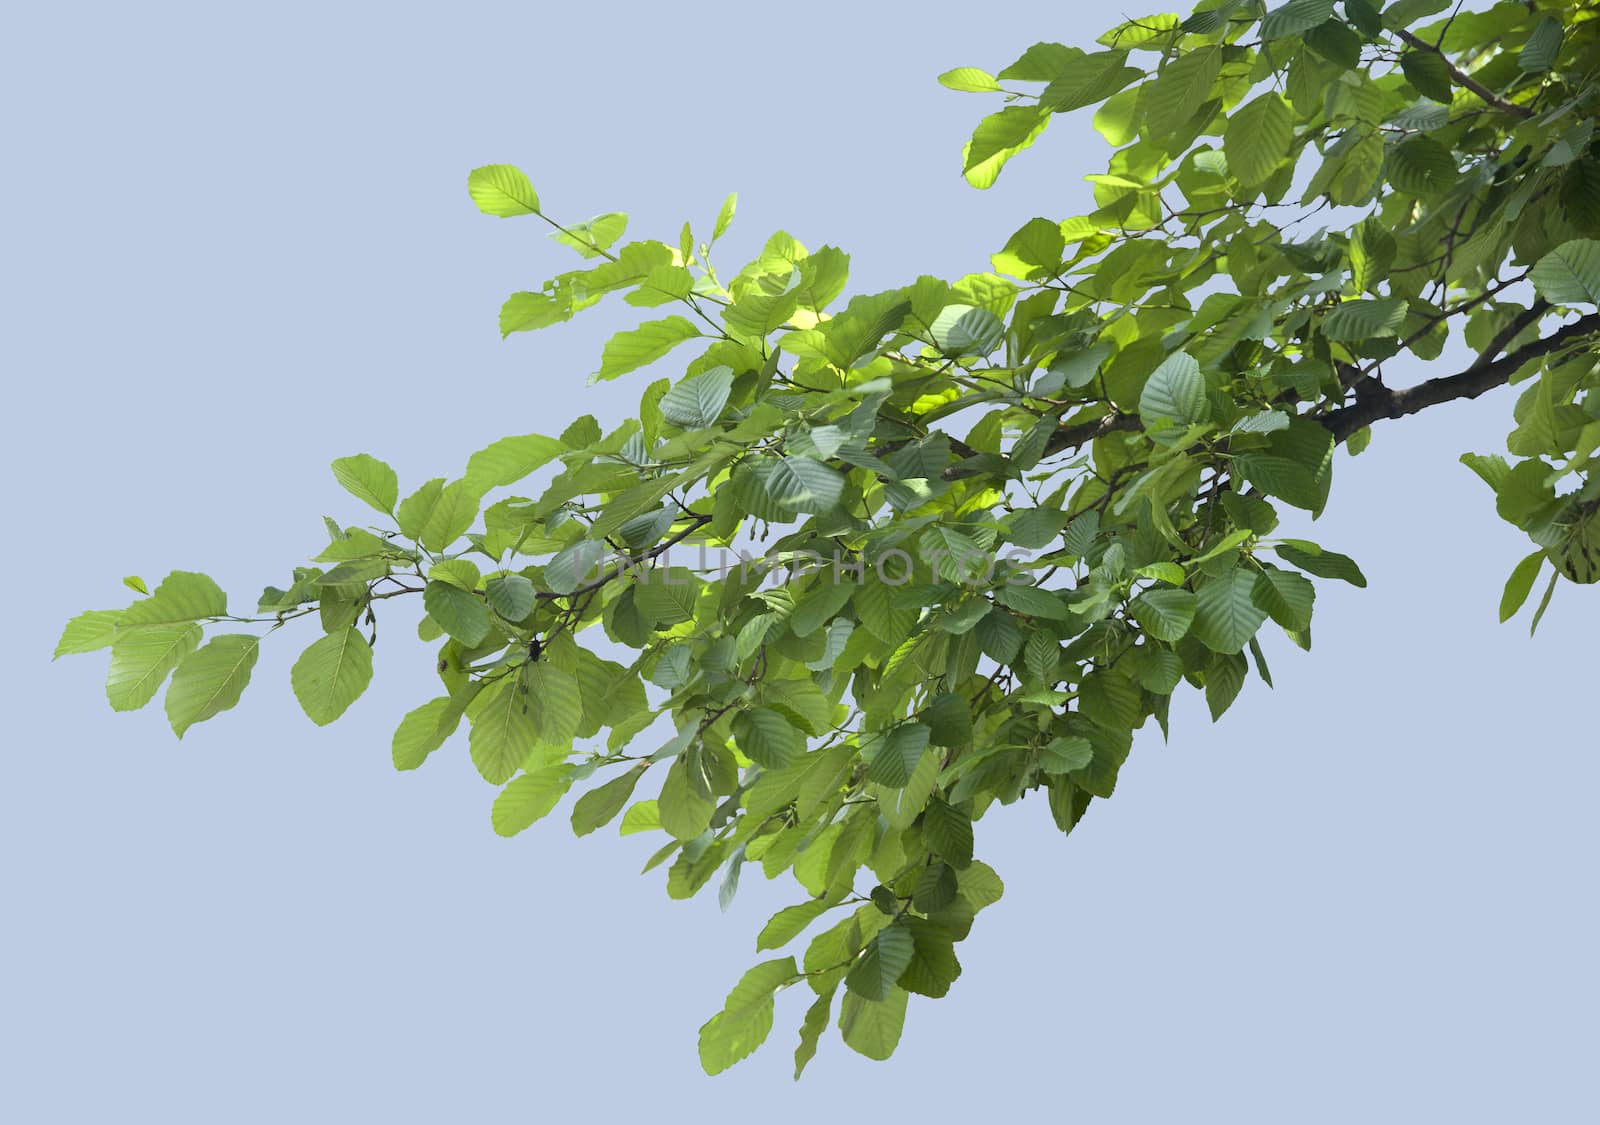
xmin=1393 ymin=29 xmax=1535 ymax=119
xmin=1320 ymin=310 xmax=1600 ymax=443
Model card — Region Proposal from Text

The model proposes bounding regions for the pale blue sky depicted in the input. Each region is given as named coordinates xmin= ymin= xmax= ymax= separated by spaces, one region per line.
xmin=4 ymin=2 xmax=1595 ymax=1120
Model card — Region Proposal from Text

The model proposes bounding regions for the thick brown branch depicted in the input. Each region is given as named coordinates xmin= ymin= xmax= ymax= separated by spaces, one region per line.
xmin=1321 ymin=311 xmax=1600 ymax=443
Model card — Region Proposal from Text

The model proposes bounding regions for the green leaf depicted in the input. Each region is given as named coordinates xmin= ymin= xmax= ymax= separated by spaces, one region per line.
xmin=963 ymin=105 xmax=1050 ymax=189
xmin=898 ymin=917 xmax=962 ymax=998
xmin=712 ymin=192 xmax=738 ymax=241
xmin=1206 ymin=652 xmax=1249 ymax=720
xmin=467 ymin=675 xmax=541 ymax=785
xmin=54 ymin=609 xmax=123 ymax=658
xmin=1530 ymin=240 xmax=1600 ymax=305
xmin=1128 ymin=588 xmax=1197 ymax=642
xmin=1234 ymin=420 xmax=1334 ymax=514
xmin=463 ymin=434 xmax=563 ymax=493
xmin=1041 ymin=735 xmax=1095 ymax=773
xmin=499 ymin=290 xmax=573 ymax=336
xmin=733 ymin=707 xmax=802 ymax=768
xmin=1499 ymin=551 xmax=1546 ymax=622
xmin=1273 ymin=540 xmax=1368 ymax=586
xmin=1400 ymin=51 xmax=1454 ymax=103
xmin=423 ymin=581 xmax=491 ymax=645
xmin=596 ymin=316 xmax=702 ymax=381
xmin=1192 ymin=567 xmax=1270 ymax=653
xmin=164 ymin=634 xmax=260 ymax=737
xmin=838 ymin=987 xmax=909 ymax=1061
xmin=1529 ymin=570 xmax=1559 ymax=636
xmin=1146 ymin=45 xmax=1220 ymax=136
xmin=930 ymin=304 xmax=1005 ymax=355
xmin=763 ymin=456 xmax=845 ymax=514
xmin=845 ymin=924 xmax=915 ymax=1001
xmin=1138 ymin=351 xmax=1209 ymax=427
xmin=1344 ymin=0 xmax=1382 ymax=36
xmin=1251 ymin=568 xmax=1316 ymax=631
xmin=938 ymin=67 xmax=1002 ymax=93
xmin=1518 ymin=16 xmax=1562 ymax=73
xmin=550 ymin=212 xmax=628 ymax=258
xmin=794 ymin=989 xmax=834 ymax=1079
xmin=659 ymin=366 xmax=734 ymax=428
xmin=330 ymin=454 xmax=398 ymax=515
xmin=397 ymin=478 xmax=480 ymax=553
xmin=546 ymin=540 xmax=609 ymax=595
xmin=571 ymin=763 xmax=649 ymax=836
xmin=526 ymin=662 xmax=583 ymax=744
xmin=1261 ymin=0 xmax=1334 ymax=39
xmin=106 ymin=623 xmax=201 ymax=711
xmin=391 ymin=696 xmax=460 ymax=771
xmin=1387 ymin=136 xmax=1457 ymax=197
xmin=921 ymin=798 xmax=974 ymax=868
xmin=1224 ymin=93 xmax=1294 ymax=187
xmin=1324 ymin=298 xmax=1407 ymax=340
xmin=467 ymin=164 xmax=539 ymax=217
xmin=659 ymin=752 xmax=716 ymax=841
xmin=618 ymin=800 xmax=659 ymax=836
xmin=997 ymin=585 xmax=1073 ymax=620
xmin=491 ymin=763 xmax=571 ymax=836
xmin=865 ymin=723 xmax=932 ymax=788
xmin=1038 ymin=50 xmax=1141 ymax=113
xmin=485 ymin=574 xmax=535 ymax=622
xmin=121 ymin=571 xmax=228 ymax=626
xmin=290 ymin=627 xmax=373 ymax=726
xmin=758 ymin=900 xmax=833 ymax=952
xmin=698 ymin=957 xmax=797 ymax=1076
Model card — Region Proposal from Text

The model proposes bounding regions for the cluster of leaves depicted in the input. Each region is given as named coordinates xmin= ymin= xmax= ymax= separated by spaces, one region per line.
xmin=57 ymin=0 xmax=1599 ymax=1075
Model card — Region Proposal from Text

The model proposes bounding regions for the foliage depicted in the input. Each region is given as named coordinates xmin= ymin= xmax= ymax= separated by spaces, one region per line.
xmin=57 ymin=0 xmax=1600 ymax=1075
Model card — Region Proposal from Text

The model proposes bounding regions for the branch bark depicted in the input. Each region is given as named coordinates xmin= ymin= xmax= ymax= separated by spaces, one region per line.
xmin=1394 ymin=29 xmax=1535 ymax=120
xmin=1320 ymin=311 xmax=1600 ymax=443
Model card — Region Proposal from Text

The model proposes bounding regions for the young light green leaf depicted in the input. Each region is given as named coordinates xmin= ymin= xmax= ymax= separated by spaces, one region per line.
xmin=423 ymin=581 xmax=491 ymax=646
xmin=106 ymin=624 xmax=201 ymax=711
xmin=391 ymin=696 xmax=461 ymax=771
xmin=938 ymin=66 xmax=1002 ymax=93
xmin=164 ymin=634 xmax=260 ymax=737
xmin=491 ymin=763 xmax=572 ymax=836
xmin=1499 ymin=550 xmax=1546 ymax=622
xmin=571 ymin=763 xmax=649 ymax=836
xmin=595 ymin=316 xmax=702 ymax=382
xmin=463 ymin=434 xmax=563 ymax=493
xmin=467 ymin=675 xmax=541 ymax=785
xmin=930 ymin=304 xmax=1005 ymax=355
xmin=467 ymin=164 xmax=539 ymax=216
xmin=712 ymin=192 xmax=738 ymax=241
xmin=330 ymin=454 xmax=399 ymax=516
xmin=121 ymin=571 xmax=228 ymax=626
xmin=290 ymin=627 xmax=373 ymax=726
xmin=698 ymin=957 xmax=798 ymax=1076
xmin=54 ymin=609 xmax=123 ymax=658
